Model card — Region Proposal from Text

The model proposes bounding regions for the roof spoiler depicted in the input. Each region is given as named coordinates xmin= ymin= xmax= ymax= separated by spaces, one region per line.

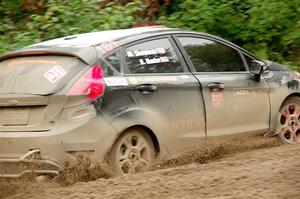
xmin=0 ymin=46 xmax=98 ymax=66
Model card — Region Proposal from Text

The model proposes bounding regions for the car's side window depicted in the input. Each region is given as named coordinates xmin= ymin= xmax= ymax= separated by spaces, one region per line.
xmin=102 ymin=51 xmax=121 ymax=76
xmin=106 ymin=52 xmax=121 ymax=72
xmin=178 ymin=37 xmax=246 ymax=72
xmin=124 ymin=38 xmax=184 ymax=74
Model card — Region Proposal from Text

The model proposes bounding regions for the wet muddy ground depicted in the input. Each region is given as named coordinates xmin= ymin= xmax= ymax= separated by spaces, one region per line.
xmin=1 ymin=135 xmax=300 ymax=199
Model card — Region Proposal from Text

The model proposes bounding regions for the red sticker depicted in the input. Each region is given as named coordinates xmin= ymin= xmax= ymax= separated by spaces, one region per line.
xmin=96 ymin=42 xmax=117 ymax=53
xmin=44 ymin=65 xmax=66 ymax=83
xmin=211 ymin=92 xmax=224 ymax=108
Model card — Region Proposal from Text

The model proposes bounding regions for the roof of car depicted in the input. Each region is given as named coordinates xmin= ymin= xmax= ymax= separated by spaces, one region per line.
xmin=29 ymin=26 xmax=171 ymax=47
xmin=0 ymin=27 xmax=175 ymax=65
xmin=0 ymin=26 xmax=260 ymax=65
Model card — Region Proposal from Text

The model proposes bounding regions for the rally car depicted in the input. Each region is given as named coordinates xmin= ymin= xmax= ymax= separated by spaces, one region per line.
xmin=0 ymin=26 xmax=299 ymax=177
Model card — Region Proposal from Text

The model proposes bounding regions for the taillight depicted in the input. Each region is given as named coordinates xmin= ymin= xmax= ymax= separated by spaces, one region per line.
xmin=67 ymin=65 xmax=105 ymax=100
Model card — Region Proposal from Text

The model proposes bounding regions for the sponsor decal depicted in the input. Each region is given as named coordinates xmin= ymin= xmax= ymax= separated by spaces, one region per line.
xmin=139 ymin=56 xmax=170 ymax=65
xmin=7 ymin=60 xmax=57 ymax=67
xmin=104 ymin=77 xmax=128 ymax=86
xmin=280 ymin=72 xmax=300 ymax=90
xmin=44 ymin=65 xmax=67 ymax=83
xmin=281 ymin=72 xmax=300 ymax=85
xmin=169 ymin=116 xmax=205 ymax=132
xmin=127 ymin=48 xmax=166 ymax=57
xmin=233 ymin=89 xmax=268 ymax=111
xmin=128 ymin=77 xmax=139 ymax=84
xmin=128 ymin=76 xmax=177 ymax=84
xmin=127 ymin=48 xmax=170 ymax=65
xmin=234 ymin=89 xmax=250 ymax=96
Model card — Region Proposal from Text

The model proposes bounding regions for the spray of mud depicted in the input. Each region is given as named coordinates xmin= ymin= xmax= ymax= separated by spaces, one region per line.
xmin=55 ymin=153 xmax=113 ymax=186
xmin=150 ymin=134 xmax=281 ymax=170
xmin=0 ymin=154 xmax=113 ymax=198
xmin=0 ymin=134 xmax=280 ymax=198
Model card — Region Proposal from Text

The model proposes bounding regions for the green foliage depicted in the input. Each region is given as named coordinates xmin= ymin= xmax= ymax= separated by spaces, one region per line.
xmin=159 ymin=0 xmax=300 ymax=70
xmin=0 ymin=0 xmax=299 ymax=70
xmin=0 ymin=0 xmax=145 ymax=54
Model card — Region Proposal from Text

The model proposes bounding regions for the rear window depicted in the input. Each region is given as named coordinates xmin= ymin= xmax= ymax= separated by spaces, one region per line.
xmin=0 ymin=55 xmax=86 ymax=95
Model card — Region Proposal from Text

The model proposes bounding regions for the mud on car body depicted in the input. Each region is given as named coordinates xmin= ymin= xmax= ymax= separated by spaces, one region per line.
xmin=0 ymin=27 xmax=299 ymax=177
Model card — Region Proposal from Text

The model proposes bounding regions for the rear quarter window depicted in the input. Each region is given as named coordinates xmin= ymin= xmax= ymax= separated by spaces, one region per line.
xmin=102 ymin=51 xmax=121 ymax=76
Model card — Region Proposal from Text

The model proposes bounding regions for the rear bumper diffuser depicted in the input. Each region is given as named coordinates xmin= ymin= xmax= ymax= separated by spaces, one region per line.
xmin=0 ymin=149 xmax=61 ymax=178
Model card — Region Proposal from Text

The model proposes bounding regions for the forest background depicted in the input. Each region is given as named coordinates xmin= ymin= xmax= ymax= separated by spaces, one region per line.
xmin=1 ymin=0 xmax=299 ymax=70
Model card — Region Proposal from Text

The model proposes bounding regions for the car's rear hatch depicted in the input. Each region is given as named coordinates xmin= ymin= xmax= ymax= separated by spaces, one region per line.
xmin=0 ymin=55 xmax=88 ymax=132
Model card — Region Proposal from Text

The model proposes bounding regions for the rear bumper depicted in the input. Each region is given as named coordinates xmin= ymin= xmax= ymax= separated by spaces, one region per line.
xmin=0 ymin=107 xmax=118 ymax=178
xmin=0 ymin=149 xmax=61 ymax=178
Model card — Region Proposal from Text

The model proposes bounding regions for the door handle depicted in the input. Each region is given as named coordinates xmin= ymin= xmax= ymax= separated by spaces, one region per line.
xmin=208 ymin=82 xmax=225 ymax=91
xmin=136 ymin=84 xmax=158 ymax=94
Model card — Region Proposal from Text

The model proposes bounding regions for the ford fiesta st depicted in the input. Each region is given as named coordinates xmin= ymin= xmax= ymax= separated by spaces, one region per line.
xmin=0 ymin=26 xmax=299 ymax=177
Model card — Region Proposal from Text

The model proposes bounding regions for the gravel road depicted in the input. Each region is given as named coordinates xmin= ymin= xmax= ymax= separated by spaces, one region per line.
xmin=1 ymin=136 xmax=300 ymax=199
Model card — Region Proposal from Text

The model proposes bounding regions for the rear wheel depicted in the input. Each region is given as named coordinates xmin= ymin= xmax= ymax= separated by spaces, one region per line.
xmin=277 ymin=97 xmax=300 ymax=144
xmin=109 ymin=127 xmax=155 ymax=175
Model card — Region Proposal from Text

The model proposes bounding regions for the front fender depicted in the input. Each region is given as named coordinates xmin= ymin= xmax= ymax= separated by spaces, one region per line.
xmin=265 ymin=70 xmax=300 ymax=136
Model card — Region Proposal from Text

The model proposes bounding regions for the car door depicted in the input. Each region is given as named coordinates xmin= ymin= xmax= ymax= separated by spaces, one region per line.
xmin=174 ymin=35 xmax=270 ymax=136
xmin=117 ymin=35 xmax=206 ymax=151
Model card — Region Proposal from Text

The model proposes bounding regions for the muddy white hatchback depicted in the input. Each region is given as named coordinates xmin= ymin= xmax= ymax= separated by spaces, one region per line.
xmin=0 ymin=27 xmax=300 ymax=177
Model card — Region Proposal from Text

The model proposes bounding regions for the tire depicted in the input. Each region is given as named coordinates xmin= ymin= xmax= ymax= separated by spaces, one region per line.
xmin=109 ymin=127 xmax=155 ymax=175
xmin=277 ymin=97 xmax=300 ymax=144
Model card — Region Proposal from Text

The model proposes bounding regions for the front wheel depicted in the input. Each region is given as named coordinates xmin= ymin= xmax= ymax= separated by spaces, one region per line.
xmin=109 ymin=127 xmax=155 ymax=175
xmin=277 ymin=97 xmax=300 ymax=144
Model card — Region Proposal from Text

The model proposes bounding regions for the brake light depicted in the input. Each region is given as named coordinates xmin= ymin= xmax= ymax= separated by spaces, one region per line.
xmin=67 ymin=65 xmax=105 ymax=100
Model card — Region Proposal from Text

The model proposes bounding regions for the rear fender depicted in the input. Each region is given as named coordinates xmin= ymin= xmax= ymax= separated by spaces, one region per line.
xmin=106 ymin=107 xmax=169 ymax=155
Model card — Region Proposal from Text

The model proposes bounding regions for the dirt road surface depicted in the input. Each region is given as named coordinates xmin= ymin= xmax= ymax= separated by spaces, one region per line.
xmin=1 ymin=138 xmax=300 ymax=199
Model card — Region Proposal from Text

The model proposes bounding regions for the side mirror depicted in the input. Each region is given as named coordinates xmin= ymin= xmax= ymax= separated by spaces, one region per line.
xmin=250 ymin=60 xmax=266 ymax=82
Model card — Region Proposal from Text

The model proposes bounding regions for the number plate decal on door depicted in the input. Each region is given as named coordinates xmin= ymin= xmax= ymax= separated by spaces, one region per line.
xmin=211 ymin=92 xmax=224 ymax=108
